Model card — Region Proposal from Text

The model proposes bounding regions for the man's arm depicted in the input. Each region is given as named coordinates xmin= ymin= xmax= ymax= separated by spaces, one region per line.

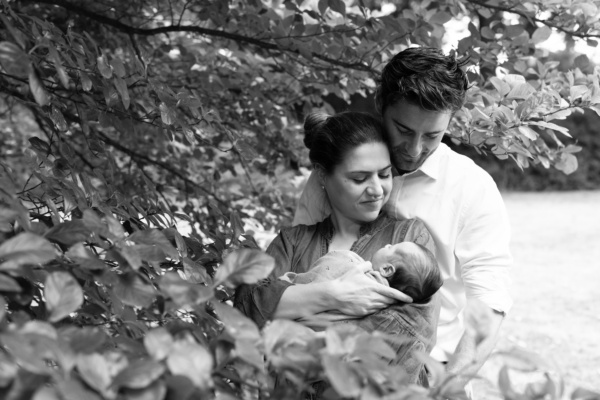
xmin=444 ymin=306 xmax=504 ymax=385
xmin=449 ymin=173 xmax=513 ymax=383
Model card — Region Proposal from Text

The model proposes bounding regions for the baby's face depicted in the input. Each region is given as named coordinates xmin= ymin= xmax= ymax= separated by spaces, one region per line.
xmin=371 ymin=242 xmax=421 ymax=270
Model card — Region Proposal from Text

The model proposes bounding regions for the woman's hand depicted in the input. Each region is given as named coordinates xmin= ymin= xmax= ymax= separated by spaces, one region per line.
xmin=328 ymin=262 xmax=413 ymax=317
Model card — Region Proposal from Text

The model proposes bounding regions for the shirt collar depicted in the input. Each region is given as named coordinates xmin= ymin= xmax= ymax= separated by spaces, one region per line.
xmin=405 ymin=142 xmax=447 ymax=180
xmin=319 ymin=213 xmax=390 ymax=241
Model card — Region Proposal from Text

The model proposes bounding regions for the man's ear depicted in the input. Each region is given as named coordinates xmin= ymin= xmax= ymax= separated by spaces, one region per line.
xmin=380 ymin=264 xmax=395 ymax=278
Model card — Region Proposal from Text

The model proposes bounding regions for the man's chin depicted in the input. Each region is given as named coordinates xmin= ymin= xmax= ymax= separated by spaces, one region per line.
xmin=394 ymin=161 xmax=421 ymax=173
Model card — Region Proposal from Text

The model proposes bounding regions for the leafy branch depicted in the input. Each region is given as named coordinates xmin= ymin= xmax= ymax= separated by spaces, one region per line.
xmin=466 ymin=0 xmax=600 ymax=39
xmin=24 ymin=0 xmax=379 ymax=74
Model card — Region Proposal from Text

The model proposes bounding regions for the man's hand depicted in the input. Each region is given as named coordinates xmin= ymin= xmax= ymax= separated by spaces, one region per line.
xmin=328 ymin=262 xmax=412 ymax=317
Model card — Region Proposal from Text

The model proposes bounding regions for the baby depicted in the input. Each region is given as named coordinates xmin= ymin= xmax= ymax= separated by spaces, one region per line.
xmin=279 ymin=242 xmax=442 ymax=303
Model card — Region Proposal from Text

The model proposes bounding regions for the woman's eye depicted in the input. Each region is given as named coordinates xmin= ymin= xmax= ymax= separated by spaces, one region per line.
xmin=379 ymin=173 xmax=391 ymax=179
xmin=352 ymin=178 xmax=366 ymax=183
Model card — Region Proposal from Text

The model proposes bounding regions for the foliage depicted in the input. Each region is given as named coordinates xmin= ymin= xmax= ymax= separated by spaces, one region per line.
xmin=1 ymin=0 xmax=600 ymax=399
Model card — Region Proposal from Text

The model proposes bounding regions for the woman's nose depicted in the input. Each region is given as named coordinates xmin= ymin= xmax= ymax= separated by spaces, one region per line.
xmin=366 ymin=180 xmax=384 ymax=197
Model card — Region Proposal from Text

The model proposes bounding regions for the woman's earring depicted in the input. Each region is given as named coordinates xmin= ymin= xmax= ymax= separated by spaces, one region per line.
xmin=321 ymin=185 xmax=325 ymax=190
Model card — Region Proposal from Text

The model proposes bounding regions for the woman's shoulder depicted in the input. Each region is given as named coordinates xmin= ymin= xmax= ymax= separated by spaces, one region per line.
xmin=276 ymin=218 xmax=327 ymax=243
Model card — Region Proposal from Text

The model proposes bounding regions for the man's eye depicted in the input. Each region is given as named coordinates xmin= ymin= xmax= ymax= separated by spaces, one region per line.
xmin=352 ymin=178 xmax=366 ymax=183
xmin=379 ymin=173 xmax=391 ymax=179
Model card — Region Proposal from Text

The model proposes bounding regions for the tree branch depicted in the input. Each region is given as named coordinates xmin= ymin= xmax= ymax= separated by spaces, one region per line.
xmin=466 ymin=0 xmax=600 ymax=39
xmin=26 ymin=0 xmax=378 ymax=73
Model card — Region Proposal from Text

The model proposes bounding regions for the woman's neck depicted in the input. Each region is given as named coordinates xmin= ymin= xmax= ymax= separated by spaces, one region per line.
xmin=329 ymin=212 xmax=362 ymax=251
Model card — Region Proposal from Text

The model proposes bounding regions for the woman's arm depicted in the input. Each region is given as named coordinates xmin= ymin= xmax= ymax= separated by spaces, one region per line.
xmin=275 ymin=261 xmax=412 ymax=319
xmin=235 ymin=227 xmax=413 ymax=327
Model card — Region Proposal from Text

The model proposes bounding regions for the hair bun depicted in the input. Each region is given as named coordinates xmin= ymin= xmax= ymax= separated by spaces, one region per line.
xmin=303 ymin=112 xmax=330 ymax=150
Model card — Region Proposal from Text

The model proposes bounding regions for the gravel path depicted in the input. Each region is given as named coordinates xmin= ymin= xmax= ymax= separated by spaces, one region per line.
xmin=476 ymin=190 xmax=600 ymax=397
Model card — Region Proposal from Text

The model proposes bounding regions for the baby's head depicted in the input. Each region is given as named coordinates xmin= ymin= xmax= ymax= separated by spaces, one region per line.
xmin=371 ymin=242 xmax=442 ymax=303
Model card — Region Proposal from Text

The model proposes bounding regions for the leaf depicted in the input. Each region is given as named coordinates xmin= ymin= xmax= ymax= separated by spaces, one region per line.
xmin=322 ymin=355 xmax=361 ymax=397
xmin=45 ymin=272 xmax=84 ymax=322
xmin=97 ymin=54 xmax=112 ymax=79
xmin=29 ymin=68 xmax=50 ymax=106
xmin=144 ymin=328 xmax=173 ymax=361
xmin=47 ymin=44 xmax=70 ymax=89
xmin=79 ymin=71 xmax=93 ymax=91
xmin=0 ymin=297 xmax=5 ymax=324
xmin=555 ymin=153 xmax=578 ymax=175
xmin=531 ymin=26 xmax=552 ymax=44
xmin=114 ymin=76 xmax=130 ymax=110
xmin=504 ymin=24 xmax=525 ymax=38
xmin=61 ymin=326 xmax=108 ymax=354
xmin=517 ymin=126 xmax=538 ymax=140
xmin=29 ymin=137 xmax=51 ymax=153
xmin=159 ymin=272 xmax=213 ymax=306
xmin=113 ymin=273 xmax=156 ymax=308
xmin=328 ymin=0 xmax=346 ymax=17
xmin=0 ymin=41 xmax=31 ymax=77
xmin=0 ymin=232 xmax=56 ymax=271
xmin=0 ymin=344 xmax=18 ymax=387
xmin=159 ymin=103 xmax=176 ymax=125
xmin=182 ymin=257 xmax=210 ymax=284
xmin=76 ymin=353 xmax=112 ymax=395
xmin=506 ymin=83 xmax=535 ymax=100
xmin=571 ymin=387 xmax=600 ymax=400
xmin=33 ymin=386 xmax=61 ymax=400
xmin=213 ymin=248 xmax=275 ymax=288
xmin=111 ymin=359 xmax=165 ymax=389
xmin=531 ymin=121 xmax=572 ymax=137
xmin=0 ymin=14 xmax=27 ymax=49
xmin=166 ymin=340 xmax=213 ymax=389
xmin=0 ymin=273 xmax=22 ymax=292
xmin=570 ymin=85 xmax=589 ymax=102
xmin=66 ymin=243 xmax=106 ymax=271
xmin=212 ymin=302 xmax=260 ymax=342
xmin=110 ymin=57 xmax=126 ymax=78
xmin=45 ymin=220 xmax=92 ymax=246
xmin=56 ymin=378 xmax=103 ymax=400
xmin=489 ymin=77 xmax=510 ymax=97
xmin=122 ymin=380 xmax=167 ymax=400
xmin=128 ymin=229 xmax=179 ymax=259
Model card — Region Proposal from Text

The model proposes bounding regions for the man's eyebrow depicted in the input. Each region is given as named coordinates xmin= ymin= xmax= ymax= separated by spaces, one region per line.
xmin=392 ymin=119 xmax=445 ymax=135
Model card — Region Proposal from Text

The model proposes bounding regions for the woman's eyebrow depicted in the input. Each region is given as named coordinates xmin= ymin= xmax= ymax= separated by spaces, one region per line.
xmin=349 ymin=165 xmax=392 ymax=174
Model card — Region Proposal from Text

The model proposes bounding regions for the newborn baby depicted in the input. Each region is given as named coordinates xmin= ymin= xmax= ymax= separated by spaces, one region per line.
xmin=280 ymin=242 xmax=442 ymax=303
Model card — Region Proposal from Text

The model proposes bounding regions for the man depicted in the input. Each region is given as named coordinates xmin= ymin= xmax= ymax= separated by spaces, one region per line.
xmin=293 ymin=47 xmax=513 ymax=391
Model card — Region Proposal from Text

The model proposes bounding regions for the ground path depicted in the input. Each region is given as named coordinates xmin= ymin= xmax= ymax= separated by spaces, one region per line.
xmin=476 ymin=190 xmax=600 ymax=397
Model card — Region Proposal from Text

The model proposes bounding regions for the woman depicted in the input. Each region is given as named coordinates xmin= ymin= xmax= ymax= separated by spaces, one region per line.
xmin=234 ymin=111 xmax=439 ymax=385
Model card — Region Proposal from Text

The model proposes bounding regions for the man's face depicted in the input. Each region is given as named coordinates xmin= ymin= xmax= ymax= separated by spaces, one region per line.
xmin=382 ymin=100 xmax=452 ymax=172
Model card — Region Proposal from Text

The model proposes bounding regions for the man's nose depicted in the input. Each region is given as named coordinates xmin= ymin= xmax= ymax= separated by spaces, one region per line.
xmin=406 ymin=138 xmax=423 ymax=157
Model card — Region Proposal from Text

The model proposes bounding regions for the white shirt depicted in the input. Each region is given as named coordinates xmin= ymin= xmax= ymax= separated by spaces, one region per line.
xmin=293 ymin=143 xmax=513 ymax=360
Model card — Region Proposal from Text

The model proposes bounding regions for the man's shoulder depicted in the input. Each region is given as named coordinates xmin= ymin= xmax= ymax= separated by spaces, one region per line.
xmin=438 ymin=144 xmax=497 ymax=186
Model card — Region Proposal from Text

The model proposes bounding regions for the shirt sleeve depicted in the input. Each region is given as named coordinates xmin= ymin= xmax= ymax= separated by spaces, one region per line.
xmin=455 ymin=175 xmax=513 ymax=314
xmin=292 ymin=171 xmax=330 ymax=226
xmin=233 ymin=232 xmax=294 ymax=328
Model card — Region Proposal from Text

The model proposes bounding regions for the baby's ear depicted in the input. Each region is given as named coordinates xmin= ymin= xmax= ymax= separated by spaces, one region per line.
xmin=380 ymin=264 xmax=395 ymax=278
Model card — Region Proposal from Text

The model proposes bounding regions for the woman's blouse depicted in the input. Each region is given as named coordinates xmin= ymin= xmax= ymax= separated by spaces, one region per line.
xmin=234 ymin=215 xmax=440 ymax=385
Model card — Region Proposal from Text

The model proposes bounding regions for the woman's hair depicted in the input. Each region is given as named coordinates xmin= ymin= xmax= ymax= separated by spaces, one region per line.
xmin=375 ymin=47 xmax=469 ymax=115
xmin=387 ymin=243 xmax=443 ymax=303
xmin=303 ymin=111 xmax=386 ymax=174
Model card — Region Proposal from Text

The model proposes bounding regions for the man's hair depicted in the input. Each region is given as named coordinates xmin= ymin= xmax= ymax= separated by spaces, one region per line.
xmin=303 ymin=111 xmax=386 ymax=174
xmin=376 ymin=47 xmax=469 ymax=115
xmin=386 ymin=243 xmax=443 ymax=303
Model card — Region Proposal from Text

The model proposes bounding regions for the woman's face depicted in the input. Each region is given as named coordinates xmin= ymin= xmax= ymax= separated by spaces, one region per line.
xmin=323 ymin=141 xmax=393 ymax=225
